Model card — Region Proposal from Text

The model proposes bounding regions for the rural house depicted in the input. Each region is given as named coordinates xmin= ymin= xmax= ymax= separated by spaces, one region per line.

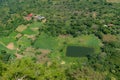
xmin=24 ymin=13 xmax=46 ymax=22
xmin=24 ymin=13 xmax=33 ymax=21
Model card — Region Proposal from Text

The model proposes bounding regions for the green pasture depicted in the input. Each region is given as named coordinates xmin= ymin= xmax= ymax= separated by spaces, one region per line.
xmin=29 ymin=22 xmax=43 ymax=28
xmin=0 ymin=37 xmax=16 ymax=45
xmin=48 ymin=34 xmax=102 ymax=61
xmin=21 ymin=22 xmax=43 ymax=35
xmin=33 ymin=33 xmax=58 ymax=50
xmin=57 ymin=35 xmax=101 ymax=51
xmin=17 ymin=36 xmax=32 ymax=50
xmin=21 ymin=28 xmax=38 ymax=35
xmin=0 ymin=44 xmax=7 ymax=51
xmin=9 ymin=31 xmax=18 ymax=37
xmin=78 ymin=35 xmax=102 ymax=53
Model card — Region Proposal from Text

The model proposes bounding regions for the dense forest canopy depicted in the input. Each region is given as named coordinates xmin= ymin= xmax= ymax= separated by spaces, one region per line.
xmin=0 ymin=0 xmax=120 ymax=80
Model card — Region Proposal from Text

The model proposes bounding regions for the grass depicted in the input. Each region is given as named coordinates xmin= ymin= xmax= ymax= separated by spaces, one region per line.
xmin=0 ymin=44 xmax=8 ymax=51
xmin=57 ymin=34 xmax=102 ymax=54
xmin=17 ymin=36 xmax=32 ymax=50
xmin=0 ymin=21 xmax=103 ymax=64
xmin=48 ymin=34 xmax=102 ymax=62
xmin=33 ymin=33 xmax=58 ymax=50
xmin=9 ymin=31 xmax=18 ymax=37
xmin=21 ymin=28 xmax=38 ymax=35
xmin=21 ymin=22 xmax=42 ymax=35
xmin=0 ymin=42 xmax=16 ymax=55
xmin=29 ymin=22 xmax=43 ymax=28
xmin=0 ymin=37 xmax=16 ymax=45
xmin=78 ymin=35 xmax=102 ymax=53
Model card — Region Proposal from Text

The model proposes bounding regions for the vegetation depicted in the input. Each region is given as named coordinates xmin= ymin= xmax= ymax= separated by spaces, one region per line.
xmin=0 ymin=0 xmax=120 ymax=80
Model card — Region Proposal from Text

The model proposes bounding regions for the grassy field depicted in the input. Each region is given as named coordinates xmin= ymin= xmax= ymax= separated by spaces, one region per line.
xmin=0 ymin=44 xmax=7 ymax=51
xmin=21 ymin=22 xmax=43 ymax=35
xmin=0 ymin=37 xmax=16 ymax=45
xmin=48 ymin=34 xmax=102 ymax=63
xmin=17 ymin=36 xmax=32 ymax=50
xmin=78 ymin=35 xmax=102 ymax=53
xmin=33 ymin=33 xmax=58 ymax=50
xmin=9 ymin=31 xmax=18 ymax=37
xmin=0 ymin=22 xmax=103 ymax=64
xmin=22 ymin=28 xmax=38 ymax=35
xmin=29 ymin=22 xmax=44 ymax=28
xmin=57 ymin=34 xmax=102 ymax=54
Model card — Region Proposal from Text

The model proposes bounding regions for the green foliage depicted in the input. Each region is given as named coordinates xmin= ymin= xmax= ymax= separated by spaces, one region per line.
xmin=1 ymin=58 xmax=67 ymax=80
xmin=0 ymin=0 xmax=119 ymax=79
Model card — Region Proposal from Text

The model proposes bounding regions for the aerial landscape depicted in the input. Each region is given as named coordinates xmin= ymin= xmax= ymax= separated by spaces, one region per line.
xmin=0 ymin=0 xmax=120 ymax=80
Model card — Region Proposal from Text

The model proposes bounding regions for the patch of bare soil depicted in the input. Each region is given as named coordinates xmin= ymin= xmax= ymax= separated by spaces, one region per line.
xmin=37 ymin=49 xmax=51 ymax=63
xmin=42 ymin=19 xmax=47 ymax=23
xmin=23 ymin=47 xmax=36 ymax=57
xmin=15 ymin=53 xmax=23 ymax=59
xmin=61 ymin=61 xmax=65 ymax=64
xmin=24 ymin=34 xmax=36 ymax=41
xmin=103 ymin=34 xmax=117 ymax=42
xmin=30 ymin=28 xmax=39 ymax=31
xmin=15 ymin=33 xmax=22 ymax=39
xmin=39 ymin=49 xmax=51 ymax=54
xmin=16 ymin=25 xmax=27 ymax=32
xmin=59 ymin=34 xmax=70 ymax=38
xmin=6 ymin=42 xmax=15 ymax=50
xmin=25 ymin=47 xmax=35 ymax=52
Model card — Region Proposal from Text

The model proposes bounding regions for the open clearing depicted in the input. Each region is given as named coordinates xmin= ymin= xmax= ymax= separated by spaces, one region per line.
xmin=0 ymin=44 xmax=7 ymax=51
xmin=0 ymin=22 xmax=103 ymax=63
xmin=16 ymin=25 xmax=27 ymax=32
xmin=15 ymin=53 xmax=23 ymax=59
xmin=6 ymin=42 xmax=15 ymax=50
xmin=103 ymin=34 xmax=117 ymax=42
xmin=39 ymin=49 xmax=51 ymax=54
xmin=57 ymin=34 xmax=102 ymax=54
xmin=33 ymin=33 xmax=58 ymax=49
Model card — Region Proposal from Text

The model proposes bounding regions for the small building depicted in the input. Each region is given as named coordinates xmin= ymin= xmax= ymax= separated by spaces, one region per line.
xmin=34 ymin=15 xmax=45 ymax=20
xmin=34 ymin=15 xmax=46 ymax=23
xmin=24 ymin=13 xmax=46 ymax=22
xmin=24 ymin=13 xmax=33 ymax=21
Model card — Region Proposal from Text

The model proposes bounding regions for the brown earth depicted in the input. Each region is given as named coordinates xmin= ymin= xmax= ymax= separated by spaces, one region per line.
xmin=6 ymin=42 xmax=15 ymax=50
xmin=15 ymin=33 xmax=22 ymax=39
xmin=16 ymin=25 xmax=27 ymax=32
xmin=37 ymin=49 xmax=51 ymax=63
xmin=103 ymin=34 xmax=117 ymax=42
xmin=24 ymin=34 xmax=36 ymax=41
xmin=15 ymin=53 xmax=23 ymax=59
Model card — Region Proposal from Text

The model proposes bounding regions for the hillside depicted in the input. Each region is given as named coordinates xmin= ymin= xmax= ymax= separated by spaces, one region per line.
xmin=0 ymin=0 xmax=120 ymax=80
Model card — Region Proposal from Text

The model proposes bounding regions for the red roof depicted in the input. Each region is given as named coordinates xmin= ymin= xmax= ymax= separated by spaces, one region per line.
xmin=28 ymin=13 xmax=33 ymax=17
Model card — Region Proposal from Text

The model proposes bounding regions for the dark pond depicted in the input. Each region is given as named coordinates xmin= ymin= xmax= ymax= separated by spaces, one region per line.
xmin=66 ymin=46 xmax=94 ymax=57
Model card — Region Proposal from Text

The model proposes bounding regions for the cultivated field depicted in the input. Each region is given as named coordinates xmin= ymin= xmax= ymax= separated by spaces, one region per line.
xmin=0 ymin=22 xmax=103 ymax=64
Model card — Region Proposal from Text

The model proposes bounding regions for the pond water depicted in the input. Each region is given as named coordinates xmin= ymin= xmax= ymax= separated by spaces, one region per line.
xmin=66 ymin=46 xmax=94 ymax=57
